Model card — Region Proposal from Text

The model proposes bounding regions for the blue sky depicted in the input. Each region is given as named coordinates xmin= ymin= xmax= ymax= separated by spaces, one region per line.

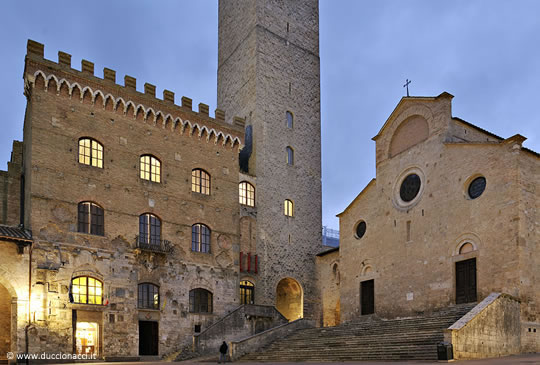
xmin=1 ymin=1 xmax=539 ymax=230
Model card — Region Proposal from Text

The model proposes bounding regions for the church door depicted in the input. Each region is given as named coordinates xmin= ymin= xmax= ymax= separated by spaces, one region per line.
xmin=139 ymin=321 xmax=159 ymax=356
xmin=360 ymin=279 xmax=375 ymax=315
xmin=456 ymin=258 xmax=477 ymax=304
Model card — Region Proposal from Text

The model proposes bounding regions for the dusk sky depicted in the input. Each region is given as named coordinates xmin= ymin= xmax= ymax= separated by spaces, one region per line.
xmin=1 ymin=1 xmax=539 ymax=230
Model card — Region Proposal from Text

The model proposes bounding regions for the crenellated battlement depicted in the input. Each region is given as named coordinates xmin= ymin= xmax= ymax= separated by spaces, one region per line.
xmin=24 ymin=40 xmax=244 ymax=148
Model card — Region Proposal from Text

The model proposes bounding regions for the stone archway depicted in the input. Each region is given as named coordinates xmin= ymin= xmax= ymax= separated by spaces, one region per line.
xmin=0 ymin=283 xmax=13 ymax=361
xmin=276 ymin=278 xmax=303 ymax=321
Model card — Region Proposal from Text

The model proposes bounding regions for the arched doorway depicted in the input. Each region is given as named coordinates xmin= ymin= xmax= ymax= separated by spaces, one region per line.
xmin=0 ymin=283 xmax=12 ymax=361
xmin=276 ymin=278 xmax=303 ymax=321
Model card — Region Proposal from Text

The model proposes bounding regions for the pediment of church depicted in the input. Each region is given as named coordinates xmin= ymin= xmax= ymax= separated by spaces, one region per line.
xmin=372 ymin=92 xmax=454 ymax=165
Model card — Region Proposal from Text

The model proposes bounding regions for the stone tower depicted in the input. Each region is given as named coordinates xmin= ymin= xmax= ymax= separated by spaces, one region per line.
xmin=218 ymin=0 xmax=322 ymax=319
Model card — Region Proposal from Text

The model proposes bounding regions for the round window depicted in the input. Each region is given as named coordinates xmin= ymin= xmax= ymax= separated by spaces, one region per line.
xmin=355 ymin=221 xmax=366 ymax=239
xmin=468 ymin=176 xmax=486 ymax=199
xmin=399 ymin=174 xmax=421 ymax=202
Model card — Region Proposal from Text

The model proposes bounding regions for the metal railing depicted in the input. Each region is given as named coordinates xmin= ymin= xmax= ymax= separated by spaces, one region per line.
xmin=322 ymin=226 xmax=340 ymax=247
xmin=135 ymin=235 xmax=172 ymax=253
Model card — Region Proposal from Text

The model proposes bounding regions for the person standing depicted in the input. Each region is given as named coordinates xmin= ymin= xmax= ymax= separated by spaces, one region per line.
xmin=219 ymin=341 xmax=228 ymax=363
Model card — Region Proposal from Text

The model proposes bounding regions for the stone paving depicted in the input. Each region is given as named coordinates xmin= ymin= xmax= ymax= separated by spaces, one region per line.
xmin=48 ymin=353 xmax=540 ymax=365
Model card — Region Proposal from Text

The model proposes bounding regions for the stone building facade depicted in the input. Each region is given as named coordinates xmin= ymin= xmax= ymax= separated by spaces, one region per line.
xmin=0 ymin=39 xmax=247 ymax=359
xmin=334 ymin=92 xmax=539 ymax=352
xmin=0 ymin=0 xmax=323 ymax=361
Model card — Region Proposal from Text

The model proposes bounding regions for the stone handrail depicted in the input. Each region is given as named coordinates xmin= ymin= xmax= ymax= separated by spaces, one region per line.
xmin=444 ymin=293 xmax=521 ymax=360
xmin=193 ymin=304 xmax=287 ymax=354
xmin=229 ymin=318 xmax=316 ymax=361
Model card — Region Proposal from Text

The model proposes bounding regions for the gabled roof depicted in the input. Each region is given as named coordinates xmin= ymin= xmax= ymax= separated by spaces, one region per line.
xmin=0 ymin=224 xmax=33 ymax=243
xmin=372 ymin=92 xmax=454 ymax=141
xmin=452 ymin=117 xmax=503 ymax=141
xmin=337 ymin=178 xmax=376 ymax=217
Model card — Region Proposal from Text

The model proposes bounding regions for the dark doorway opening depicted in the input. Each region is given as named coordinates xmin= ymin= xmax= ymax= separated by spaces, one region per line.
xmin=456 ymin=258 xmax=477 ymax=304
xmin=139 ymin=321 xmax=158 ymax=356
xmin=360 ymin=279 xmax=374 ymax=315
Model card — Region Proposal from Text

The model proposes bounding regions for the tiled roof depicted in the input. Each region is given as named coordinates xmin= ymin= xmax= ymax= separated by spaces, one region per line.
xmin=0 ymin=224 xmax=33 ymax=243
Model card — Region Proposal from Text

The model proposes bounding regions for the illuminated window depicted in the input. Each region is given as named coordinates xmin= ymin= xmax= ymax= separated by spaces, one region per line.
xmin=239 ymin=182 xmax=255 ymax=207
xmin=240 ymin=280 xmax=255 ymax=304
xmin=71 ymin=276 xmax=103 ymax=305
xmin=189 ymin=288 xmax=213 ymax=313
xmin=78 ymin=202 xmax=104 ymax=236
xmin=286 ymin=146 xmax=294 ymax=165
xmin=140 ymin=155 xmax=161 ymax=183
xmin=286 ymin=111 xmax=294 ymax=128
xmin=138 ymin=283 xmax=159 ymax=310
xmin=78 ymin=138 xmax=103 ymax=168
xmin=192 ymin=169 xmax=210 ymax=195
xmin=139 ymin=213 xmax=161 ymax=245
xmin=192 ymin=223 xmax=210 ymax=253
xmin=284 ymin=199 xmax=294 ymax=217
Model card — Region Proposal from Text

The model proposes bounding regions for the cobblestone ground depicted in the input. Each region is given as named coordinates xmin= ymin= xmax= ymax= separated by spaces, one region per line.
xmin=49 ymin=352 xmax=540 ymax=365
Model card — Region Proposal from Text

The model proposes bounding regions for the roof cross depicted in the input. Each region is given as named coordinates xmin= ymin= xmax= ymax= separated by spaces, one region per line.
xmin=404 ymin=79 xmax=411 ymax=97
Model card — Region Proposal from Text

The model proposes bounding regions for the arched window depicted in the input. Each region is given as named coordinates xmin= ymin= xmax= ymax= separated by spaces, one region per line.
xmin=192 ymin=224 xmax=211 ymax=253
xmin=189 ymin=288 xmax=213 ymax=313
xmin=71 ymin=276 xmax=103 ymax=305
xmin=138 ymin=283 xmax=160 ymax=309
xmin=192 ymin=169 xmax=210 ymax=195
xmin=139 ymin=213 xmax=161 ymax=245
xmin=240 ymin=280 xmax=255 ymax=305
xmin=239 ymin=182 xmax=255 ymax=207
xmin=284 ymin=199 xmax=294 ymax=217
xmin=286 ymin=146 xmax=294 ymax=165
xmin=286 ymin=111 xmax=294 ymax=129
xmin=78 ymin=202 xmax=104 ymax=236
xmin=78 ymin=138 xmax=103 ymax=168
xmin=140 ymin=155 xmax=161 ymax=183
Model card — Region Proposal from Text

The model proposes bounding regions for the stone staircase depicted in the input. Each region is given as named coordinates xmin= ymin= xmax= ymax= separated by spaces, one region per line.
xmin=240 ymin=304 xmax=475 ymax=362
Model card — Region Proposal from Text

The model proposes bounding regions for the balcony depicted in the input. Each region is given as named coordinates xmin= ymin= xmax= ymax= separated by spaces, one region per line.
xmin=135 ymin=235 xmax=172 ymax=254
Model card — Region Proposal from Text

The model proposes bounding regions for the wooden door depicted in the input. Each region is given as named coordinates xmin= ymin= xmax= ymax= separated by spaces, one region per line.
xmin=456 ymin=258 xmax=477 ymax=304
xmin=139 ymin=321 xmax=159 ymax=356
xmin=361 ymin=279 xmax=375 ymax=315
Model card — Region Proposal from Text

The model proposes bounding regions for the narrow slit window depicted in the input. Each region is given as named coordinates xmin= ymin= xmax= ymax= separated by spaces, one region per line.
xmin=284 ymin=199 xmax=294 ymax=217
xmin=286 ymin=111 xmax=293 ymax=128
xmin=286 ymin=146 xmax=294 ymax=165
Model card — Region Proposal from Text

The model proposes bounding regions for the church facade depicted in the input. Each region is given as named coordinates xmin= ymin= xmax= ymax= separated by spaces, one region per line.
xmin=0 ymin=0 xmax=323 ymax=360
xmin=334 ymin=92 xmax=539 ymax=352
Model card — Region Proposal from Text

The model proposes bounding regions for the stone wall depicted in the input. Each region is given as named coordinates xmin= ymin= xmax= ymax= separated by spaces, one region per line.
xmin=518 ymin=149 xmax=540 ymax=353
xmin=217 ymin=0 xmax=322 ymax=321
xmin=0 ymin=241 xmax=30 ymax=359
xmin=0 ymin=282 xmax=12 ymax=360
xmin=0 ymin=141 xmax=23 ymax=225
xmin=9 ymin=41 xmax=246 ymax=359
xmin=194 ymin=304 xmax=287 ymax=354
xmin=445 ymin=293 xmax=521 ymax=359
xmin=316 ymin=249 xmax=340 ymax=326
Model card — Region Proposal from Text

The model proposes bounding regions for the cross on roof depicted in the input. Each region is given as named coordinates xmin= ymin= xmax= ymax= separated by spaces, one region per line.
xmin=404 ymin=79 xmax=411 ymax=97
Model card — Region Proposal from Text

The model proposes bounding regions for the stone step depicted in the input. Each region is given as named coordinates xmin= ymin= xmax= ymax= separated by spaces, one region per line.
xmin=239 ymin=304 xmax=475 ymax=362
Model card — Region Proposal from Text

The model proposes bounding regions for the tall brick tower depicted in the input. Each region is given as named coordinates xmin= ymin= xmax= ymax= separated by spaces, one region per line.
xmin=218 ymin=0 xmax=322 ymax=319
